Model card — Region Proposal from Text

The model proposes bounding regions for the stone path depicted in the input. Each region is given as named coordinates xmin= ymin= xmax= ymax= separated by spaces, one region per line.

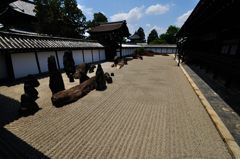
xmin=0 ymin=55 xmax=232 ymax=158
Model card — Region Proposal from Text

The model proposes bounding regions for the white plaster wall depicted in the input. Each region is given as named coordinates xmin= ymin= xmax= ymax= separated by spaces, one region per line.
xmin=73 ymin=50 xmax=84 ymax=65
xmin=0 ymin=54 xmax=7 ymax=79
xmin=129 ymin=49 xmax=132 ymax=55
xmin=117 ymin=52 xmax=120 ymax=57
xmin=11 ymin=53 xmax=39 ymax=78
xmin=99 ymin=49 xmax=105 ymax=61
xmin=124 ymin=49 xmax=128 ymax=56
xmin=38 ymin=51 xmax=56 ymax=73
xmin=83 ymin=50 xmax=92 ymax=63
xmin=57 ymin=51 xmax=64 ymax=69
xmin=162 ymin=48 xmax=167 ymax=53
xmin=93 ymin=50 xmax=99 ymax=62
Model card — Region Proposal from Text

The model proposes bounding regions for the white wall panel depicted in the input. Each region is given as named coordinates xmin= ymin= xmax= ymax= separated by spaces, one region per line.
xmin=0 ymin=54 xmax=8 ymax=79
xmin=99 ymin=49 xmax=105 ymax=61
xmin=117 ymin=52 xmax=120 ymax=57
xmin=11 ymin=53 xmax=39 ymax=78
xmin=38 ymin=51 xmax=56 ymax=73
xmin=93 ymin=50 xmax=99 ymax=62
xmin=83 ymin=50 xmax=92 ymax=63
xmin=57 ymin=51 xmax=64 ymax=69
xmin=73 ymin=50 xmax=84 ymax=65
xmin=162 ymin=48 xmax=167 ymax=53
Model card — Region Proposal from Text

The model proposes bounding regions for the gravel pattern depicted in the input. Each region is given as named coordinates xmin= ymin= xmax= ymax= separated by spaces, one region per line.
xmin=0 ymin=56 xmax=231 ymax=159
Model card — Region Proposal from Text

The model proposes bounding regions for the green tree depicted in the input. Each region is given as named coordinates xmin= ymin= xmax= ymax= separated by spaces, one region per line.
xmin=34 ymin=0 xmax=86 ymax=38
xmin=34 ymin=0 xmax=63 ymax=36
xmin=136 ymin=27 xmax=145 ymax=43
xmin=87 ymin=12 xmax=108 ymax=28
xmin=147 ymin=29 xmax=158 ymax=44
xmin=159 ymin=25 xmax=179 ymax=44
xmin=62 ymin=0 xmax=86 ymax=38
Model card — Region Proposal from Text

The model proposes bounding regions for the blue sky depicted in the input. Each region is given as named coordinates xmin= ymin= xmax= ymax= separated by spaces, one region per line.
xmin=77 ymin=0 xmax=199 ymax=37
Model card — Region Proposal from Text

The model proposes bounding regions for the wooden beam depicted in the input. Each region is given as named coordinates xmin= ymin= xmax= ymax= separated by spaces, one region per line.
xmin=55 ymin=51 xmax=61 ymax=69
xmin=35 ymin=51 xmax=41 ymax=74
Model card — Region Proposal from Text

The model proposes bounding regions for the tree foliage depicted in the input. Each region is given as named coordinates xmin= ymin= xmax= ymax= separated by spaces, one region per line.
xmin=87 ymin=12 xmax=108 ymax=28
xmin=147 ymin=29 xmax=158 ymax=44
xmin=136 ymin=27 xmax=145 ymax=43
xmin=34 ymin=0 xmax=86 ymax=38
xmin=147 ymin=25 xmax=180 ymax=44
xmin=159 ymin=25 xmax=180 ymax=44
xmin=62 ymin=0 xmax=86 ymax=38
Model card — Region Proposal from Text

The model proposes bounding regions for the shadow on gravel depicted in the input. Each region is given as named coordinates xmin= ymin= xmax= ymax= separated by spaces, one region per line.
xmin=0 ymin=94 xmax=21 ymax=127
xmin=188 ymin=64 xmax=240 ymax=115
xmin=0 ymin=128 xmax=50 ymax=159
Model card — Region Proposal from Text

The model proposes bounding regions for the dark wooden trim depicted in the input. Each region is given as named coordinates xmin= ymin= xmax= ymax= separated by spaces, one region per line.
xmin=91 ymin=49 xmax=94 ymax=62
xmin=5 ymin=52 xmax=15 ymax=80
xmin=55 ymin=50 xmax=61 ymax=69
xmin=82 ymin=49 xmax=85 ymax=63
xmin=34 ymin=51 xmax=42 ymax=74
xmin=98 ymin=49 xmax=101 ymax=61
xmin=120 ymin=41 xmax=122 ymax=58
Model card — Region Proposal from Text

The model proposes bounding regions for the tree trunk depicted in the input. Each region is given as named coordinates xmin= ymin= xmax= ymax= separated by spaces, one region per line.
xmin=51 ymin=76 xmax=96 ymax=107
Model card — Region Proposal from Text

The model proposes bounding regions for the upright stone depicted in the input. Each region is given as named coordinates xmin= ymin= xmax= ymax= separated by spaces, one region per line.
xmin=95 ymin=64 xmax=107 ymax=91
xmin=63 ymin=50 xmax=75 ymax=82
xmin=48 ymin=56 xmax=65 ymax=94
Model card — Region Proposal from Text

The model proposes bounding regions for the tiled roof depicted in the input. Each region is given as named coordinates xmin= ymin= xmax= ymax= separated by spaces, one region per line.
xmin=129 ymin=34 xmax=140 ymax=40
xmin=88 ymin=21 xmax=126 ymax=33
xmin=0 ymin=31 xmax=103 ymax=51
xmin=9 ymin=0 xmax=36 ymax=16
xmin=122 ymin=44 xmax=140 ymax=48
xmin=141 ymin=44 xmax=177 ymax=48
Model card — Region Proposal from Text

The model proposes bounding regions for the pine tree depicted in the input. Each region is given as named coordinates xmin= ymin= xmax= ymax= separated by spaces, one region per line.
xmin=136 ymin=27 xmax=145 ymax=43
xmin=63 ymin=0 xmax=86 ymax=38
xmin=87 ymin=12 xmax=108 ymax=29
xmin=34 ymin=0 xmax=86 ymax=38
xmin=147 ymin=29 xmax=158 ymax=44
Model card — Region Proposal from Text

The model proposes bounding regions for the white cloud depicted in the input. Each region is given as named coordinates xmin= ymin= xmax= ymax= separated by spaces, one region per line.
xmin=146 ymin=24 xmax=151 ymax=27
xmin=147 ymin=25 xmax=166 ymax=36
xmin=127 ymin=23 xmax=138 ymax=35
xmin=145 ymin=4 xmax=170 ymax=15
xmin=176 ymin=10 xmax=193 ymax=27
xmin=110 ymin=6 xmax=144 ymax=23
xmin=77 ymin=4 xmax=94 ymax=19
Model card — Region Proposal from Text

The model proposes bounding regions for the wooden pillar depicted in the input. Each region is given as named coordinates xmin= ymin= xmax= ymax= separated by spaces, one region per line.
xmin=5 ymin=52 xmax=15 ymax=80
xmin=35 ymin=51 xmax=41 ymax=74
xmin=82 ymin=49 xmax=85 ymax=63
xmin=55 ymin=50 xmax=60 ymax=69
xmin=98 ymin=49 xmax=101 ymax=61
xmin=120 ymin=41 xmax=122 ymax=58
xmin=91 ymin=49 xmax=94 ymax=62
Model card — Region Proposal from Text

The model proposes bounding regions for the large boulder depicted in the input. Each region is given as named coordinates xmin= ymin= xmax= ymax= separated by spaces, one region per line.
xmin=63 ymin=50 xmax=75 ymax=82
xmin=95 ymin=64 xmax=107 ymax=91
xmin=48 ymin=56 xmax=65 ymax=94
xmin=80 ymin=71 xmax=90 ymax=84
xmin=51 ymin=77 xmax=96 ymax=107
xmin=88 ymin=64 xmax=96 ymax=73
xmin=20 ymin=94 xmax=40 ymax=116
xmin=23 ymin=75 xmax=40 ymax=100
xmin=24 ymin=84 xmax=39 ymax=100
xmin=74 ymin=63 xmax=90 ymax=79
xmin=105 ymin=72 xmax=112 ymax=84
xmin=24 ymin=74 xmax=40 ymax=87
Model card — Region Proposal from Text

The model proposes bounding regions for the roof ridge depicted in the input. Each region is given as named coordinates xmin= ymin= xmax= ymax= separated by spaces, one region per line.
xmin=0 ymin=31 xmax=97 ymax=42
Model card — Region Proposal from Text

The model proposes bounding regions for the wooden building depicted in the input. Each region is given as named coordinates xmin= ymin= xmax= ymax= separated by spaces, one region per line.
xmin=88 ymin=21 xmax=130 ymax=60
xmin=0 ymin=31 xmax=105 ymax=80
xmin=0 ymin=0 xmax=36 ymax=31
xmin=177 ymin=0 xmax=240 ymax=87
xmin=0 ymin=32 xmax=142 ymax=81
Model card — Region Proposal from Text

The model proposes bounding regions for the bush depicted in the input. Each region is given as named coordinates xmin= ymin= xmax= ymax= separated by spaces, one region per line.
xmin=136 ymin=47 xmax=145 ymax=55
